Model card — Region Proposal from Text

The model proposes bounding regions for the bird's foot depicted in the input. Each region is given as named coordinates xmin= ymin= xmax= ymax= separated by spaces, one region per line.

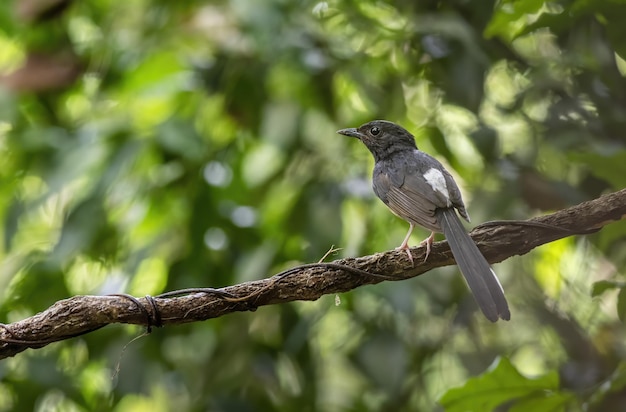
xmin=396 ymin=241 xmax=413 ymax=263
xmin=419 ymin=232 xmax=435 ymax=262
xmin=397 ymin=223 xmax=415 ymax=264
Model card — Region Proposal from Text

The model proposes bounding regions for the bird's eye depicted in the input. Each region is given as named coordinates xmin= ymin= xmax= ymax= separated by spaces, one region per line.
xmin=370 ymin=126 xmax=380 ymax=136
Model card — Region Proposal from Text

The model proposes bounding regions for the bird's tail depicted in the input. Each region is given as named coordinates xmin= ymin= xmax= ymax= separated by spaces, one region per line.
xmin=436 ymin=208 xmax=510 ymax=322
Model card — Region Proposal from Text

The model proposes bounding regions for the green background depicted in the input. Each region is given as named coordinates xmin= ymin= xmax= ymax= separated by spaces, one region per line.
xmin=1 ymin=0 xmax=626 ymax=410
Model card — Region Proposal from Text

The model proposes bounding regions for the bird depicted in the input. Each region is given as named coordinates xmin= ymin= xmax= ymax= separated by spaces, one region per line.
xmin=337 ymin=120 xmax=510 ymax=322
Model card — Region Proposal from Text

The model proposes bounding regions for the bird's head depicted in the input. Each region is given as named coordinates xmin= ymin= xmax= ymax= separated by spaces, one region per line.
xmin=337 ymin=120 xmax=417 ymax=161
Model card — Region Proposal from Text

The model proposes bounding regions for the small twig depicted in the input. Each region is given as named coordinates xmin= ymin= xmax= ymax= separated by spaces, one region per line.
xmin=319 ymin=245 xmax=343 ymax=263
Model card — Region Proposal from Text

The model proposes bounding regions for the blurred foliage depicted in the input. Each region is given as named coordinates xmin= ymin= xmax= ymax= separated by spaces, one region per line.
xmin=1 ymin=0 xmax=626 ymax=410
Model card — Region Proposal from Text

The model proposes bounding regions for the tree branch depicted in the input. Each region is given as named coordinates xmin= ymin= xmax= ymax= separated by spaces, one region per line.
xmin=2 ymin=188 xmax=625 ymax=359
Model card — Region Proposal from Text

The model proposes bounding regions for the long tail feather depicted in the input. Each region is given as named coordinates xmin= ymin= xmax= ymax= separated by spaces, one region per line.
xmin=436 ymin=209 xmax=510 ymax=322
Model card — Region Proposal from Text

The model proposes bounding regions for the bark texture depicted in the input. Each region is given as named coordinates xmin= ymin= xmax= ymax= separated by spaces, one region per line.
xmin=1 ymin=189 xmax=625 ymax=359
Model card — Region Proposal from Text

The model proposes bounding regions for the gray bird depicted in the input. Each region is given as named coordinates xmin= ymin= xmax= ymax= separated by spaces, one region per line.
xmin=338 ymin=120 xmax=510 ymax=322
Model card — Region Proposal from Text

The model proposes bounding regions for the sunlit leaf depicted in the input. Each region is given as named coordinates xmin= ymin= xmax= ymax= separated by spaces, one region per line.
xmin=439 ymin=358 xmax=561 ymax=411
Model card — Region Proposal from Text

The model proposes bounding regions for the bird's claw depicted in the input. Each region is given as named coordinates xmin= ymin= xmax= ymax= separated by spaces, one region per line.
xmin=396 ymin=244 xmax=413 ymax=262
xmin=419 ymin=232 xmax=435 ymax=262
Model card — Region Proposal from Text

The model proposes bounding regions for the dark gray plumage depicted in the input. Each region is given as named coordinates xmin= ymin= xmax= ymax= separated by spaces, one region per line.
xmin=338 ymin=120 xmax=510 ymax=322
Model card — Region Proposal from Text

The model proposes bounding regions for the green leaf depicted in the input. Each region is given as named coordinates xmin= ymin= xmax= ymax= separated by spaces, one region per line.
xmin=592 ymin=280 xmax=624 ymax=297
xmin=509 ymin=391 xmax=575 ymax=412
xmin=439 ymin=358 xmax=561 ymax=412
xmin=484 ymin=0 xmax=545 ymax=41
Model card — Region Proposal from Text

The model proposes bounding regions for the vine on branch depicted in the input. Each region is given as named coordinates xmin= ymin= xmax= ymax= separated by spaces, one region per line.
xmin=1 ymin=189 xmax=625 ymax=359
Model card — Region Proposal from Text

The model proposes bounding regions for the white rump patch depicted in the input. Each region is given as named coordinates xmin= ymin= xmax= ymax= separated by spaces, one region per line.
xmin=423 ymin=168 xmax=450 ymax=202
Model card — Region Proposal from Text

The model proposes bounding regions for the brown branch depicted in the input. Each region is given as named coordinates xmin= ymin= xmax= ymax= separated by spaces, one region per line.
xmin=1 ymin=188 xmax=625 ymax=359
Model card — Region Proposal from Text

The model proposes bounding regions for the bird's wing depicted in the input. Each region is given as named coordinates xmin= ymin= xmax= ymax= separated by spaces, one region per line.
xmin=374 ymin=169 xmax=442 ymax=232
xmin=372 ymin=151 xmax=469 ymax=231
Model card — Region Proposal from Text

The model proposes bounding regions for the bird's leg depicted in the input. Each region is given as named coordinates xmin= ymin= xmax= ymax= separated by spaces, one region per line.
xmin=419 ymin=231 xmax=436 ymax=262
xmin=396 ymin=223 xmax=414 ymax=261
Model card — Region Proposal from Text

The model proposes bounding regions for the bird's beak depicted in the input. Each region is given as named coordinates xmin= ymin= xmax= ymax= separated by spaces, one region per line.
xmin=337 ymin=128 xmax=362 ymax=139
